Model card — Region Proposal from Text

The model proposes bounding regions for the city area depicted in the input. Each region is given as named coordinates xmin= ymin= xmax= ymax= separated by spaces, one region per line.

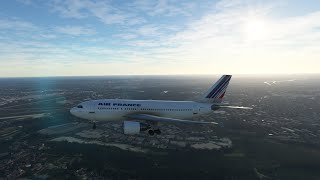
xmin=0 ymin=75 xmax=320 ymax=179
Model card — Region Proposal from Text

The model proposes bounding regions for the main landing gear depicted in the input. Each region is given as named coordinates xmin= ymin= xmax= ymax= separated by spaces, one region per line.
xmin=148 ymin=129 xmax=161 ymax=136
xmin=144 ymin=121 xmax=161 ymax=136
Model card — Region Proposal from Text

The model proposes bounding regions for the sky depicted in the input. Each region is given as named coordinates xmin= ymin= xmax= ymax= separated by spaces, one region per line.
xmin=1 ymin=0 xmax=320 ymax=77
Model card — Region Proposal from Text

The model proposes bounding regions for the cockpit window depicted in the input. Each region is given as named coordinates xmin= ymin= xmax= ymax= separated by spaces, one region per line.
xmin=77 ymin=105 xmax=83 ymax=108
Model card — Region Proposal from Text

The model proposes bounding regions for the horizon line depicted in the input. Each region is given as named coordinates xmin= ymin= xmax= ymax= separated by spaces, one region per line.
xmin=0 ymin=73 xmax=319 ymax=79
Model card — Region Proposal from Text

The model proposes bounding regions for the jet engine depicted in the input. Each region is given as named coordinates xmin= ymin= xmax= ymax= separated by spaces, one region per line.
xmin=123 ymin=121 xmax=149 ymax=135
xmin=123 ymin=121 xmax=161 ymax=136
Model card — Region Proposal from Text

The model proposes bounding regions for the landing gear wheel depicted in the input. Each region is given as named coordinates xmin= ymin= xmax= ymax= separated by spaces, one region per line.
xmin=154 ymin=129 xmax=161 ymax=135
xmin=92 ymin=122 xmax=96 ymax=129
xmin=148 ymin=129 xmax=154 ymax=136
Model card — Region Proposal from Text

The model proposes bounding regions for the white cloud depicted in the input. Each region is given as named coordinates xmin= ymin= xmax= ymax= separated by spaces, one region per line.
xmin=55 ymin=26 xmax=96 ymax=36
xmin=151 ymin=0 xmax=188 ymax=16
xmin=51 ymin=0 xmax=89 ymax=18
xmin=2 ymin=0 xmax=320 ymax=76
xmin=86 ymin=1 xmax=129 ymax=24
xmin=50 ymin=0 xmax=144 ymax=25
xmin=131 ymin=0 xmax=195 ymax=17
xmin=38 ymin=34 xmax=57 ymax=39
xmin=50 ymin=0 xmax=195 ymax=26
xmin=0 ymin=19 xmax=38 ymax=30
xmin=113 ymin=33 xmax=137 ymax=40
xmin=129 ymin=40 xmax=160 ymax=48
xmin=216 ymin=0 xmax=250 ymax=9
xmin=136 ymin=25 xmax=161 ymax=37
xmin=126 ymin=16 xmax=147 ymax=25
xmin=103 ymin=1 xmax=320 ymax=74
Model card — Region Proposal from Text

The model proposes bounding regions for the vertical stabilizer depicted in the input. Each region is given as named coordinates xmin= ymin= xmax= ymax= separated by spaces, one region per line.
xmin=203 ymin=75 xmax=232 ymax=103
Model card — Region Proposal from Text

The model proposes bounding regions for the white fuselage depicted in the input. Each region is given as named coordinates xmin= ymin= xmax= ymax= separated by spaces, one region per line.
xmin=70 ymin=99 xmax=213 ymax=121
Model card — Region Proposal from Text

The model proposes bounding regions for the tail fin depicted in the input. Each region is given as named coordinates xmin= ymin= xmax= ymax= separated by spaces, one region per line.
xmin=203 ymin=75 xmax=232 ymax=103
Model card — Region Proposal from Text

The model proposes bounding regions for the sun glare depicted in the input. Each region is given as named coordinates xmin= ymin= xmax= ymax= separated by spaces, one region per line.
xmin=244 ymin=17 xmax=268 ymax=41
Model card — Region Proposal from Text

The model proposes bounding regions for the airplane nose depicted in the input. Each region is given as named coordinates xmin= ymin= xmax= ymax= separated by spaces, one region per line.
xmin=70 ymin=107 xmax=76 ymax=116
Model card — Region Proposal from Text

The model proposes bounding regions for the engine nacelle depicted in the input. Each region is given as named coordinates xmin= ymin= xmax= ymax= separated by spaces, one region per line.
xmin=123 ymin=121 xmax=141 ymax=135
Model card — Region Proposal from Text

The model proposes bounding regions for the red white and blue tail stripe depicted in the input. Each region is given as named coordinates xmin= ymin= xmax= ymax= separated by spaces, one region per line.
xmin=204 ymin=75 xmax=232 ymax=102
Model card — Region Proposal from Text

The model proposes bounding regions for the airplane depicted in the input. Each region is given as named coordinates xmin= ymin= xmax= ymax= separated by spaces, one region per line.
xmin=70 ymin=75 xmax=251 ymax=135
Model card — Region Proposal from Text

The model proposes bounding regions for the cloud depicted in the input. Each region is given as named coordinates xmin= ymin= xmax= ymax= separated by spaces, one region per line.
xmin=0 ymin=19 xmax=38 ymax=30
xmin=50 ymin=0 xmax=89 ymax=18
xmin=85 ymin=1 xmax=129 ymax=24
xmin=126 ymin=16 xmax=147 ymax=25
xmin=55 ymin=26 xmax=96 ymax=36
xmin=2 ymin=0 xmax=320 ymax=76
xmin=150 ymin=0 xmax=189 ymax=16
xmin=38 ymin=34 xmax=57 ymax=39
xmin=129 ymin=40 xmax=160 ymax=48
xmin=103 ymin=0 xmax=320 ymax=74
xmin=113 ymin=33 xmax=137 ymax=40
xmin=131 ymin=0 xmax=196 ymax=17
xmin=216 ymin=0 xmax=250 ymax=9
xmin=0 ymin=18 xmax=60 ymax=42
xmin=136 ymin=25 xmax=161 ymax=37
xmin=50 ymin=0 xmax=144 ymax=25
xmin=170 ymin=2 xmax=319 ymax=48
xmin=50 ymin=0 xmax=196 ymax=26
xmin=16 ymin=0 xmax=33 ymax=5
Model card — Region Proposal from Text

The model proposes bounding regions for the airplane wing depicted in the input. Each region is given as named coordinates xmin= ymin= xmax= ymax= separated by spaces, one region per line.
xmin=125 ymin=114 xmax=218 ymax=124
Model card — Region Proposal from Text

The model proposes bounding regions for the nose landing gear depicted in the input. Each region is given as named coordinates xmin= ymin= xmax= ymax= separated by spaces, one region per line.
xmin=92 ymin=122 xmax=96 ymax=129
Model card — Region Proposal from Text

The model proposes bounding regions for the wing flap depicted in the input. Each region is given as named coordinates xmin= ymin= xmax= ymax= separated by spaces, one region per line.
xmin=125 ymin=114 xmax=218 ymax=125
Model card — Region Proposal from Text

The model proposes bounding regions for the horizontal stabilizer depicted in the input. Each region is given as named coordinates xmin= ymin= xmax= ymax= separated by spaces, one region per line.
xmin=211 ymin=105 xmax=253 ymax=110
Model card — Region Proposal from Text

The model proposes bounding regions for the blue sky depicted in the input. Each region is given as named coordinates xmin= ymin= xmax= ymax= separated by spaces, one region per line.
xmin=1 ymin=0 xmax=320 ymax=77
